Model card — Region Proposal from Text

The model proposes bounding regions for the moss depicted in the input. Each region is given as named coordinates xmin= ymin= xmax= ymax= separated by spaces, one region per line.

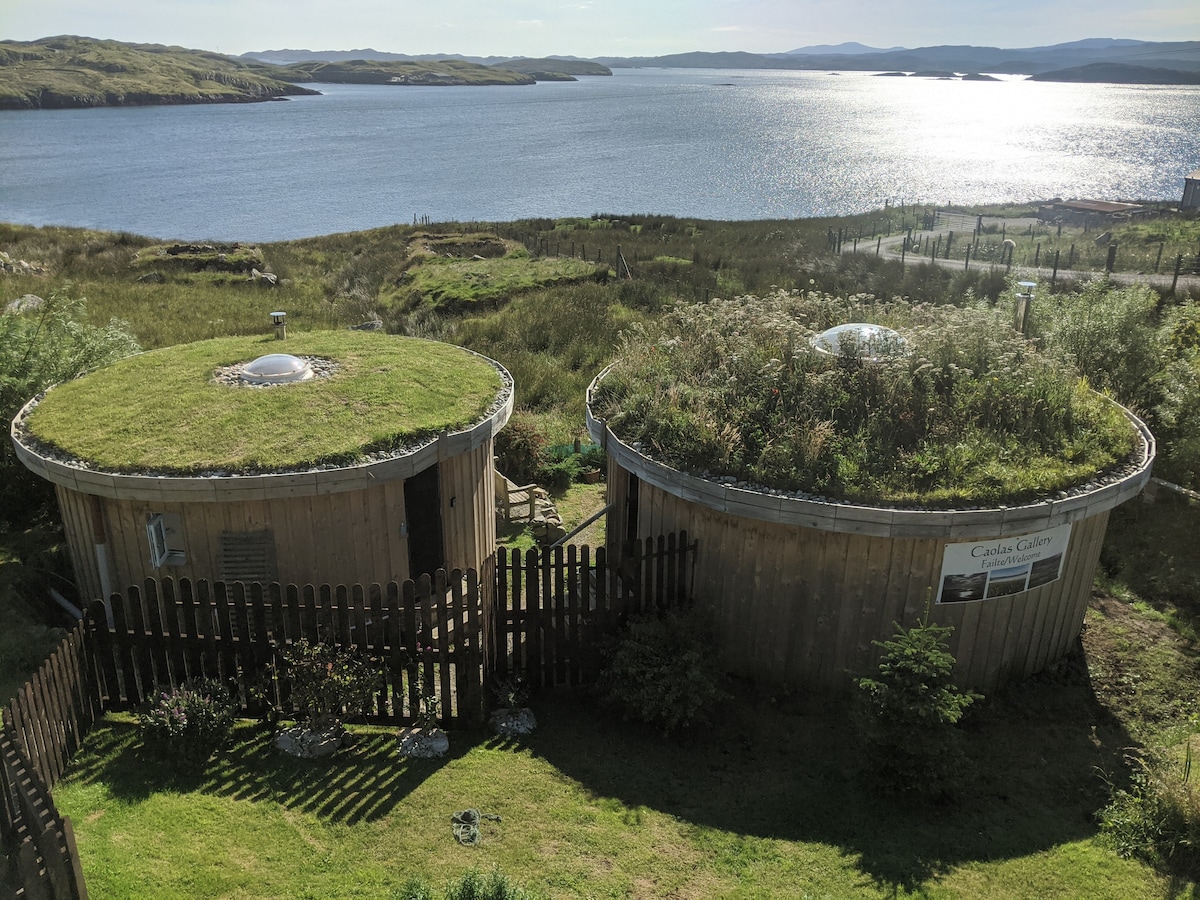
xmin=22 ymin=331 xmax=504 ymax=474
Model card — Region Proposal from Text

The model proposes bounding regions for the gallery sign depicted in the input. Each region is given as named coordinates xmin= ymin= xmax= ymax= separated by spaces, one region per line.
xmin=936 ymin=523 xmax=1072 ymax=604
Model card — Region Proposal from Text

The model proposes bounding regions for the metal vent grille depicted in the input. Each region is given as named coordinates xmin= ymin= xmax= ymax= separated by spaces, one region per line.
xmin=219 ymin=530 xmax=278 ymax=584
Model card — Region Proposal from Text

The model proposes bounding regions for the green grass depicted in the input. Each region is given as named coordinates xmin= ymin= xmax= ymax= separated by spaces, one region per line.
xmin=496 ymin=481 xmax=607 ymax=555
xmin=591 ymin=292 xmax=1139 ymax=506
xmin=390 ymin=254 xmax=601 ymax=313
xmin=53 ymin=674 xmax=1176 ymax=900
xmin=23 ymin=331 xmax=503 ymax=473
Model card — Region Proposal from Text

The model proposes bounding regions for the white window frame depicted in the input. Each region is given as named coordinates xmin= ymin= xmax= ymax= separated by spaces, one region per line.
xmin=147 ymin=513 xmax=186 ymax=567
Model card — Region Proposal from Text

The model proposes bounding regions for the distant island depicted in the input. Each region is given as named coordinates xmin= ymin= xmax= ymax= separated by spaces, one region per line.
xmin=0 ymin=36 xmax=317 ymax=109
xmin=2 ymin=34 xmax=1197 ymax=110
xmin=1028 ymin=63 xmax=1200 ymax=84
xmin=0 ymin=37 xmax=610 ymax=110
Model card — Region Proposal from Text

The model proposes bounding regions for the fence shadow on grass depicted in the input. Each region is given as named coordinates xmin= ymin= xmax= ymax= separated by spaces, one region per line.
xmin=58 ymin=717 xmax=473 ymax=827
xmin=522 ymin=651 xmax=1137 ymax=895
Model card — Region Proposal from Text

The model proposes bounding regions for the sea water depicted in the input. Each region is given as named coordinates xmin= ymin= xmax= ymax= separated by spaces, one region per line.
xmin=2 ymin=68 xmax=1197 ymax=241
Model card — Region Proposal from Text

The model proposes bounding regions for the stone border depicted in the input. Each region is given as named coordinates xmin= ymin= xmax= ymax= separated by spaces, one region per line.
xmin=11 ymin=359 xmax=513 ymax=503
xmin=586 ymin=367 xmax=1155 ymax=540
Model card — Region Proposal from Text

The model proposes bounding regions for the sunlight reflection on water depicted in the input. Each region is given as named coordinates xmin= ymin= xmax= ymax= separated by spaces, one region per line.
xmin=1 ymin=69 xmax=1197 ymax=240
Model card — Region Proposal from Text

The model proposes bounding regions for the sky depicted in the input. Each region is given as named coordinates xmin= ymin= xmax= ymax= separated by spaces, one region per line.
xmin=3 ymin=0 xmax=1198 ymax=59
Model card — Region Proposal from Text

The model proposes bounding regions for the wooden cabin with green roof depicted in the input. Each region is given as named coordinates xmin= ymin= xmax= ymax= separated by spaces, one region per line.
xmin=10 ymin=330 xmax=513 ymax=600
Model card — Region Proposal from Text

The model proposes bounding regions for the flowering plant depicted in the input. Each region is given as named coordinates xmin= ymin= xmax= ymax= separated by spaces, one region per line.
xmin=279 ymin=638 xmax=380 ymax=732
xmin=139 ymin=677 xmax=236 ymax=760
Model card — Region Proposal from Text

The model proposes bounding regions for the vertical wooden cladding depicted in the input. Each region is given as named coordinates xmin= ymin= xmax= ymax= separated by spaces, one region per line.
xmin=55 ymin=486 xmax=104 ymax=603
xmin=55 ymin=439 xmax=498 ymax=603
xmin=438 ymin=439 xmax=497 ymax=576
xmin=631 ymin=474 xmax=1114 ymax=692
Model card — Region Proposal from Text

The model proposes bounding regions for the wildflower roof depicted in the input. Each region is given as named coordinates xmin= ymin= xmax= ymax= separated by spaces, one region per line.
xmin=587 ymin=291 xmax=1140 ymax=507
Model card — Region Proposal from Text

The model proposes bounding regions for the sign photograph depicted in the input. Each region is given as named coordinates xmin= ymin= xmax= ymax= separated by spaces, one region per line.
xmin=936 ymin=523 xmax=1072 ymax=603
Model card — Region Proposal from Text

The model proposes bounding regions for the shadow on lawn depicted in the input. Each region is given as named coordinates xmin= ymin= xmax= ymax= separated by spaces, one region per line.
xmin=61 ymin=720 xmax=469 ymax=825
xmin=519 ymin=645 xmax=1137 ymax=895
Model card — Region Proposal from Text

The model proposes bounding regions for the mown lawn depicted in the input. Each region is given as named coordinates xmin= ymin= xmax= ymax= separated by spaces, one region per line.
xmin=55 ymin=644 xmax=1179 ymax=900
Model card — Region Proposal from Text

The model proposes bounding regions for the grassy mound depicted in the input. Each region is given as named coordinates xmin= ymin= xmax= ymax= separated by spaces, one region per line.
xmin=590 ymin=291 xmax=1139 ymax=506
xmin=21 ymin=331 xmax=503 ymax=474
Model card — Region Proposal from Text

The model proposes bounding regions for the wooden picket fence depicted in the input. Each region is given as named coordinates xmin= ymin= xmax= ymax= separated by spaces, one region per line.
xmin=91 ymin=566 xmax=492 ymax=727
xmin=490 ymin=532 xmax=695 ymax=687
xmin=2 ymin=619 xmax=96 ymax=899
xmin=0 ymin=533 xmax=695 ymax=899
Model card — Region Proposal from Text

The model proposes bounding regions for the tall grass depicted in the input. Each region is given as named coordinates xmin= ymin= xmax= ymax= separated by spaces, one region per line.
xmin=591 ymin=291 xmax=1137 ymax=505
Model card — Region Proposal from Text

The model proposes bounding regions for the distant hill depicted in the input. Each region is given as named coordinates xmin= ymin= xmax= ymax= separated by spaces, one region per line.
xmin=595 ymin=39 xmax=1200 ymax=77
xmin=1029 ymin=62 xmax=1200 ymax=84
xmin=781 ymin=42 xmax=902 ymax=55
xmin=240 ymin=48 xmax=515 ymax=66
xmin=276 ymin=59 xmax=534 ymax=86
xmin=493 ymin=57 xmax=612 ymax=77
xmin=0 ymin=35 xmax=316 ymax=109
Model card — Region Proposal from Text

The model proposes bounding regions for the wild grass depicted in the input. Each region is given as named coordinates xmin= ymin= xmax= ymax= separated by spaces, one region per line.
xmin=23 ymin=331 xmax=503 ymax=473
xmin=591 ymin=291 xmax=1138 ymax=505
xmin=927 ymin=209 xmax=1200 ymax=276
xmin=387 ymin=253 xmax=601 ymax=313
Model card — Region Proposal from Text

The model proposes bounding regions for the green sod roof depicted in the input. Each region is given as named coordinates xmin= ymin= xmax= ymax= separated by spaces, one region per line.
xmin=22 ymin=331 xmax=505 ymax=474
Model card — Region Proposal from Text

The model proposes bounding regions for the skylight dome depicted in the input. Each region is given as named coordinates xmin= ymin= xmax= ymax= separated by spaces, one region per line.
xmin=240 ymin=353 xmax=313 ymax=385
xmin=811 ymin=323 xmax=907 ymax=362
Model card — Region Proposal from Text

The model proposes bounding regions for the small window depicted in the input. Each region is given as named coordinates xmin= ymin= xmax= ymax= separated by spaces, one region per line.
xmin=147 ymin=513 xmax=186 ymax=567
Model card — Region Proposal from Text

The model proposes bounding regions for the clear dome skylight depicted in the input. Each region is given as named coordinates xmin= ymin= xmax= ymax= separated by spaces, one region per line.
xmin=811 ymin=323 xmax=908 ymax=361
xmin=240 ymin=353 xmax=314 ymax=385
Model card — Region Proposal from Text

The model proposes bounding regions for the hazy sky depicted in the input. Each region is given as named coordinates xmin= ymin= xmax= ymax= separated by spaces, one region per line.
xmin=4 ymin=0 xmax=1198 ymax=58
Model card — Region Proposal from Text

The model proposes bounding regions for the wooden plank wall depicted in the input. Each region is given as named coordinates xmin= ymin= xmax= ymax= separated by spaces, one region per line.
xmin=54 ymin=486 xmax=104 ymax=606
xmin=55 ymin=440 xmax=499 ymax=605
xmin=79 ymin=485 xmax=411 ymax=602
xmin=439 ymin=441 xmax=496 ymax=575
xmin=635 ymin=479 xmax=1112 ymax=692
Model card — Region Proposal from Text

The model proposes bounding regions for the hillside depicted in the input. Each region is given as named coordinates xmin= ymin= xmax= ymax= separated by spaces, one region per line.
xmin=1029 ymin=62 xmax=1200 ymax=84
xmin=493 ymin=57 xmax=612 ymax=77
xmin=0 ymin=35 xmax=317 ymax=110
xmin=595 ymin=38 xmax=1200 ymax=77
xmin=276 ymin=58 xmax=535 ymax=86
xmin=0 ymin=36 xmax=549 ymax=110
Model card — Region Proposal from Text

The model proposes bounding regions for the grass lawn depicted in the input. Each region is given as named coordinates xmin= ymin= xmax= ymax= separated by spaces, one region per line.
xmin=22 ymin=331 xmax=504 ymax=473
xmin=496 ymin=481 xmax=607 ymax=555
xmin=55 ymin=651 xmax=1176 ymax=900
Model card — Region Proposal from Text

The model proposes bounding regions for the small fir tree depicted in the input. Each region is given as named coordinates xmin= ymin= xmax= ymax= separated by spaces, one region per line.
xmin=856 ymin=608 xmax=980 ymax=799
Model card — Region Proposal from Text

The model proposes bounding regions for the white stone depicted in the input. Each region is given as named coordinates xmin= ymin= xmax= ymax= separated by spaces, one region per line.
xmin=274 ymin=725 xmax=344 ymax=759
xmin=488 ymin=707 xmax=537 ymax=736
xmin=397 ymin=727 xmax=450 ymax=758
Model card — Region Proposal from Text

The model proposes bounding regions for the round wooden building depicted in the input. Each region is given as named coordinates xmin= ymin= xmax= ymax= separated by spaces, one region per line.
xmin=11 ymin=330 xmax=513 ymax=601
xmin=586 ymin=298 xmax=1155 ymax=692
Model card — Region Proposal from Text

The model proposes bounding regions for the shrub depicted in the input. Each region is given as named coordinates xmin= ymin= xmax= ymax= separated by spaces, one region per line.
xmin=138 ymin=677 xmax=237 ymax=761
xmin=1099 ymin=741 xmax=1200 ymax=880
xmin=0 ymin=290 xmax=139 ymax=527
xmin=855 ymin=610 xmax=980 ymax=799
xmin=597 ymin=606 xmax=728 ymax=734
xmin=493 ymin=411 xmax=549 ymax=484
xmin=576 ymin=443 xmax=607 ymax=471
xmin=535 ymin=453 xmax=579 ymax=492
xmin=490 ymin=671 xmax=531 ymax=710
xmin=279 ymin=639 xmax=379 ymax=732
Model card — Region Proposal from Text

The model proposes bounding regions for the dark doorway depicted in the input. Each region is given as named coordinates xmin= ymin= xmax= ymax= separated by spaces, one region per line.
xmin=405 ymin=464 xmax=445 ymax=579
xmin=625 ymin=472 xmax=640 ymax=543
